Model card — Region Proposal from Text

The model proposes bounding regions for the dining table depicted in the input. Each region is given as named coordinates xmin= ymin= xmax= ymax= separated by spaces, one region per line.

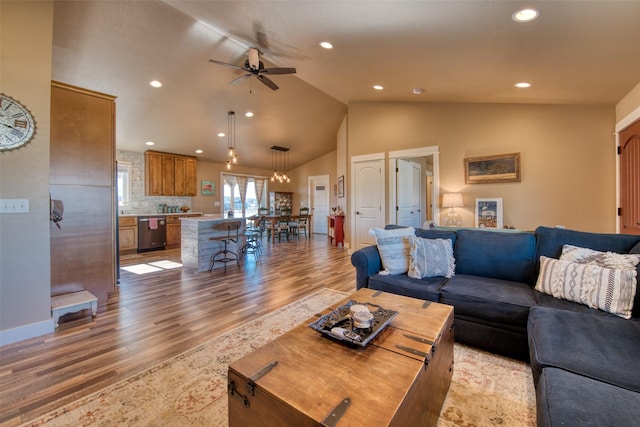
xmin=250 ymin=214 xmax=313 ymax=242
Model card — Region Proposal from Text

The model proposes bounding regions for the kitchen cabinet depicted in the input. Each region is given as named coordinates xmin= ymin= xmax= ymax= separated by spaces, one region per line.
xmin=118 ymin=216 xmax=138 ymax=254
xmin=145 ymin=151 xmax=197 ymax=196
xmin=50 ymin=81 xmax=117 ymax=306
xmin=269 ymin=191 xmax=293 ymax=215
xmin=167 ymin=213 xmax=201 ymax=248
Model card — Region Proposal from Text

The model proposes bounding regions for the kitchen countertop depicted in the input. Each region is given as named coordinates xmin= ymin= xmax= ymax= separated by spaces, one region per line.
xmin=119 ymin=212 xmax=203 ymax=217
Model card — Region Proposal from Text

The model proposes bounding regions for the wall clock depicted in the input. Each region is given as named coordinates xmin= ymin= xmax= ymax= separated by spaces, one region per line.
xmin=0 ymin=94 xmax=37 ymax=152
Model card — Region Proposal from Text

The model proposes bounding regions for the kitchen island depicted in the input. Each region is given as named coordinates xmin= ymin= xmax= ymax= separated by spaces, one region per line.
xmin=180 ymin=216 xmax=247 ymax=272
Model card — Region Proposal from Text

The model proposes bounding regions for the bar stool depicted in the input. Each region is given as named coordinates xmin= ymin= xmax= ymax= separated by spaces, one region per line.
xmin=209 ymin=220 xmax=241 ymax=273
xmin=241 ymin=227 xmax=261 ymax=261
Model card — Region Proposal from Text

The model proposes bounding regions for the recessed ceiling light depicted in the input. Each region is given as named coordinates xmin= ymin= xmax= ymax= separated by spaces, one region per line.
xmin=512 ymin=8 xmax=540 ymax=22
xmin=245 ymin=111 xmax=254 ymax=118
xmin=145 ymin=141 xmax=155 ymax=146
xmin=149 ymin=80 xmax=162 ymax=88
xmin=218 ymin=132 xmax=225 ymax=137
xmin=515 ymin=82 xmax=531 ymax=88
xmin=373 ymin=85 xmax=384 ymax=91
xmin=195 ymin=149 xmax=203 ymax=154
xmin=412 ymin=88 xmax=425 ymax=95
xmin=319 ymin=41 xmax=333 ymax=49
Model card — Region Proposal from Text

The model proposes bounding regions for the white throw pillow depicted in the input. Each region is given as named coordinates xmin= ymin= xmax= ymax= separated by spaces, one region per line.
xmin=536 ymin=256 xmax=637 ymax=319
xmin=369 ymin=227 xmax=415 ymax=275
xmin=408 ymin=237 xmax=455 ymax=279
xmin=560 ymin=244 xmax=640 ymax=271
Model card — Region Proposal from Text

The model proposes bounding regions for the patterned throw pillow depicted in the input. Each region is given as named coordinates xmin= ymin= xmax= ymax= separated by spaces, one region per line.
xmin=408 ymin=237 xmax=455 ymax=279
xmin=536 ymin=256 xmax=638 ymax=319
xmin=560 ymin=244 xmax=640 ymax=270
xmin=369 ymin=227 xmax=415 ymax=275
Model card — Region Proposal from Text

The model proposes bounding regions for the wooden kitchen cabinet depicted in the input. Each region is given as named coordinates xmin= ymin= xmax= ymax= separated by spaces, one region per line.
xmin=145 ymin=151 xmax=197 ymax=196
xmin=118 ymin=216 xmax=138 ymax=254
xmin=50 ymin=81 xmax=117 ymax=306
xmin=166 ymin=215 xmax=182 ymax=248
xmin=166 ymin=213 xmax=201 ymax=248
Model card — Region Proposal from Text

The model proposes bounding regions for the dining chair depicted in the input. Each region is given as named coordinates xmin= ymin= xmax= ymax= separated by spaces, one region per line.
xmin=276 ymin=209 xmax=291 ymax=242
xmin=296 ymin=207 xmax=310 ymax=238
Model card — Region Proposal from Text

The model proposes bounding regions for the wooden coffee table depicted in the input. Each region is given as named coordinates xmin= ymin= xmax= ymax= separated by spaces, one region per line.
xmin=228 ymin=288 xmax=454 ymax=426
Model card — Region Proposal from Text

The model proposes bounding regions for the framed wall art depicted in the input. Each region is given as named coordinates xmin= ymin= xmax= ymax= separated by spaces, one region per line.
xmin=337 ymin=175 xmax=345 ymax=198
xmin=464 ymin=153 xmax=521 ymax=184
xmin=201 ymin=180 xmax=215 ymax=196
xmin=475 ymin=198 xmax=503 ymax=229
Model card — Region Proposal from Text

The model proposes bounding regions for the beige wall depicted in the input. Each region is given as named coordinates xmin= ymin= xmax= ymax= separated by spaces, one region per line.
xmin=288 ymin=150 xmax=338 ymax=211
xmin=616 ymin=82 xmax=640 ymax=123
xmin=0 ymin=1 xmax=54 ymax=344
xmin=192 ymin=161 xmax=274 ymax=214
xmin=348 ymin=102 xmax=616 ymax=233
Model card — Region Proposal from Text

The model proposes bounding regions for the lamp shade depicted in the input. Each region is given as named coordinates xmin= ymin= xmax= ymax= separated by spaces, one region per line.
xmin=442 ymin=193 xmax=464 ymax=208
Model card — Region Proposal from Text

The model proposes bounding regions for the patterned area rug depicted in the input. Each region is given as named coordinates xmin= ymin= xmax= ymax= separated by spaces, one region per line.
xmin=21 ymin=289 xmax=535 ymax=426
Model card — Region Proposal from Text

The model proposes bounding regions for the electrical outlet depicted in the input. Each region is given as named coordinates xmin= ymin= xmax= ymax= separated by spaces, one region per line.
xmin=0 ymin=199 xmax=29 ymax=213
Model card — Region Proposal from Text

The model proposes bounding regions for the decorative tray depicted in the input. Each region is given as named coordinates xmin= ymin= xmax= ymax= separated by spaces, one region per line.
xmin=308 ymin=300 xmax=399 ymax=347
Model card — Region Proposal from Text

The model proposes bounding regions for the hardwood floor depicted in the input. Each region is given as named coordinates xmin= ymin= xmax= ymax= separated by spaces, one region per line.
xmin=0 ymin=235 xmax=356 ymax=426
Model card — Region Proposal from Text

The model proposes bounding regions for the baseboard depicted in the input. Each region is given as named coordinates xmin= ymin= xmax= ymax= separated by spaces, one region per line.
xmin=0 ymin=318 xmax=55 ymax=347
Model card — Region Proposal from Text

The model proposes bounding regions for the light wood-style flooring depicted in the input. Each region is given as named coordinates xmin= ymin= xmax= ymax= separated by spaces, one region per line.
xmin=0 ymin=235 xmax=355 ymax=426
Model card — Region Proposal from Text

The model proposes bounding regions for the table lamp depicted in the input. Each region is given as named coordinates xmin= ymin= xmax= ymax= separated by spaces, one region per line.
xmin=442 ymin=193 xmax=463 ymax=227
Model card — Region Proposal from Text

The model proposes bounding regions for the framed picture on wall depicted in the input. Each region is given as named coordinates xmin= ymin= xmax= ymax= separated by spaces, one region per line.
xmin=475 ymin=198 xmax=503 ymax=229
xmin=337 ymin=175 xmax=345 ymax=198
xmin=201 ymin=180 xmax=215 ymax=196
xmin=464 ymin=153 xmax=521 ymax=184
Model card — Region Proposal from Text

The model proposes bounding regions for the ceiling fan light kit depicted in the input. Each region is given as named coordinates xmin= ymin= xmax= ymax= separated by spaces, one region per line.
xmin=209 ymin=47 xmax=296 ymax=91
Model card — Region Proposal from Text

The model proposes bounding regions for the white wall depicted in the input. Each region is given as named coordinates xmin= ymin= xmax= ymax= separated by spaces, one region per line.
xmin=0 ymin=1 xmax=55 ymax=345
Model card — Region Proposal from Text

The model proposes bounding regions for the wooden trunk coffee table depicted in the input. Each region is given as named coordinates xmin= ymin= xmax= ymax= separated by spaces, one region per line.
xmin=228 ymin=288 xmax=454 ymax=426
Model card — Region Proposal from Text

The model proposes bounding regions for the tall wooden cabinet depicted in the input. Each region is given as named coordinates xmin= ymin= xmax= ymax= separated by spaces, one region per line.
xmin=145 ymin=151 xmax=197 ymax=196
xmin=50 ymin=81 xmax=117 ymax=305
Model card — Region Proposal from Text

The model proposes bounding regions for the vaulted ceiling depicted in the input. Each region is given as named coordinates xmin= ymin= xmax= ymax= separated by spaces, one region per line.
xmin=52 ymin=1 xmax=640 ymax=170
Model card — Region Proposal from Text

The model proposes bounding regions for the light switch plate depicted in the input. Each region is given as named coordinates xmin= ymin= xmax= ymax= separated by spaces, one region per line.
xmin=0 ymin=199 xmax=29 ymax=213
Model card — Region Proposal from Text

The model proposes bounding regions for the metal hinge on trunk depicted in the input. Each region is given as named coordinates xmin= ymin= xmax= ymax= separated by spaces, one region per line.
xmin=246 ymin=360 xmax=278 ymax=396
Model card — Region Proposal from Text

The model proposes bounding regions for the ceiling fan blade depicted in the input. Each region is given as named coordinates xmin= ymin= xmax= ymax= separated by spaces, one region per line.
xmin=262 ymin=67 xmax=297 ymax=75
xmin=257 ymin=75 xmax=279 ymax=91
xmin=208 ymin=59 xmax=247 ymax=72
xmin=230 ymin=74 xmax=252 ymax=86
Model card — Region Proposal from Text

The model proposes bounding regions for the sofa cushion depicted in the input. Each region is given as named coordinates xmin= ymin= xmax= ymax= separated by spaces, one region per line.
xmin=453 ymin=229 xmax=536 ymax=284
xmin=535 ymin=226 xmax=640 ymax=317
xmin=369 ymin=227 xmax=415 ymax=274
xmin=368 ymin=273 xmax=446 ymax=302
xmin=528 ymin=306 xmax=640 ymax=391
xmin=408 ymin=237 xmax=455 ymax=279
xmin=560 ymin=244 xmax=640 ymax=270
xmin=537 ymin=367 xmax=640 ymax=427
xmin=535 ymin=256 xmax=637 ymax=319
xmin=534 ymin=290 xmax=619 ymax=316
xmin=440 ymin=274 xmax=536 ymax=326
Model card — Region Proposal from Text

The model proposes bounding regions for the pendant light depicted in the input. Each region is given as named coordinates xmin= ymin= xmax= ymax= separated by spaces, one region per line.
xmin=226 ymin=111 xmax=238 ymax=170
xmin=270 ymin=145 xmax=291 ymax=183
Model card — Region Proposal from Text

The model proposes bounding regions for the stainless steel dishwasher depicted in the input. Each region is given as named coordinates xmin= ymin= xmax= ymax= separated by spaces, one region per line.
xmin=137 ymin=216 xmax=167 ymax=252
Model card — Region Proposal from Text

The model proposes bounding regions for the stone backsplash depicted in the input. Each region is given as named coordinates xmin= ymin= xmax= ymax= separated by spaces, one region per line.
xmin=117 ymin=150 xmax=191 ymax=215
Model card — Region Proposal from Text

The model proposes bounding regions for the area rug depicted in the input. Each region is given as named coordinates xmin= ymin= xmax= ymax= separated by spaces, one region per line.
xmin=21 ymin=289 xmax=535 ymax=426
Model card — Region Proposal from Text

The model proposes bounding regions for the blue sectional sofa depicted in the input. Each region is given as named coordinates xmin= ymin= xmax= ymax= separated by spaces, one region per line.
xmin=351 ymin=225 xmax=640 ymax=426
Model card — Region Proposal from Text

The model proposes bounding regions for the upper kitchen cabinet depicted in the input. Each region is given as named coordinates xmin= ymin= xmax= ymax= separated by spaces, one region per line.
xmin=145 ymin=151 xmax=197 ymax=196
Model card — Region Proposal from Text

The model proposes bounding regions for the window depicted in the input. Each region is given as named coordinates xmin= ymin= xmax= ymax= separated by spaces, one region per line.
xmin=223 ymin=175 xmax=266 ymax=217
xmin=117 ymin=162 xmax=132 ymax=207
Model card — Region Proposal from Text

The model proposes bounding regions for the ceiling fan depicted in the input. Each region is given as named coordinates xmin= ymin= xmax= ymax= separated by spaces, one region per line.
xmin=209 ymin=47 xmax=296 ymax=91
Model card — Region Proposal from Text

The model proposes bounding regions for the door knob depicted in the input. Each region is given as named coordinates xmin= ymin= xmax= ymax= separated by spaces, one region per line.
xmin=356 ymin=211 xmax=361 ymax=215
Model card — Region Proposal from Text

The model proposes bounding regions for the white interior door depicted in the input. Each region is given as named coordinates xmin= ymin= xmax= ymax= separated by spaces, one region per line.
xmin=309 ymin=175 xmax=329 ymax=234
xmin=352 ymin=156 xmax=385 ymax=249
xmin=396 ymin=159 xmax=422 ymax=227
